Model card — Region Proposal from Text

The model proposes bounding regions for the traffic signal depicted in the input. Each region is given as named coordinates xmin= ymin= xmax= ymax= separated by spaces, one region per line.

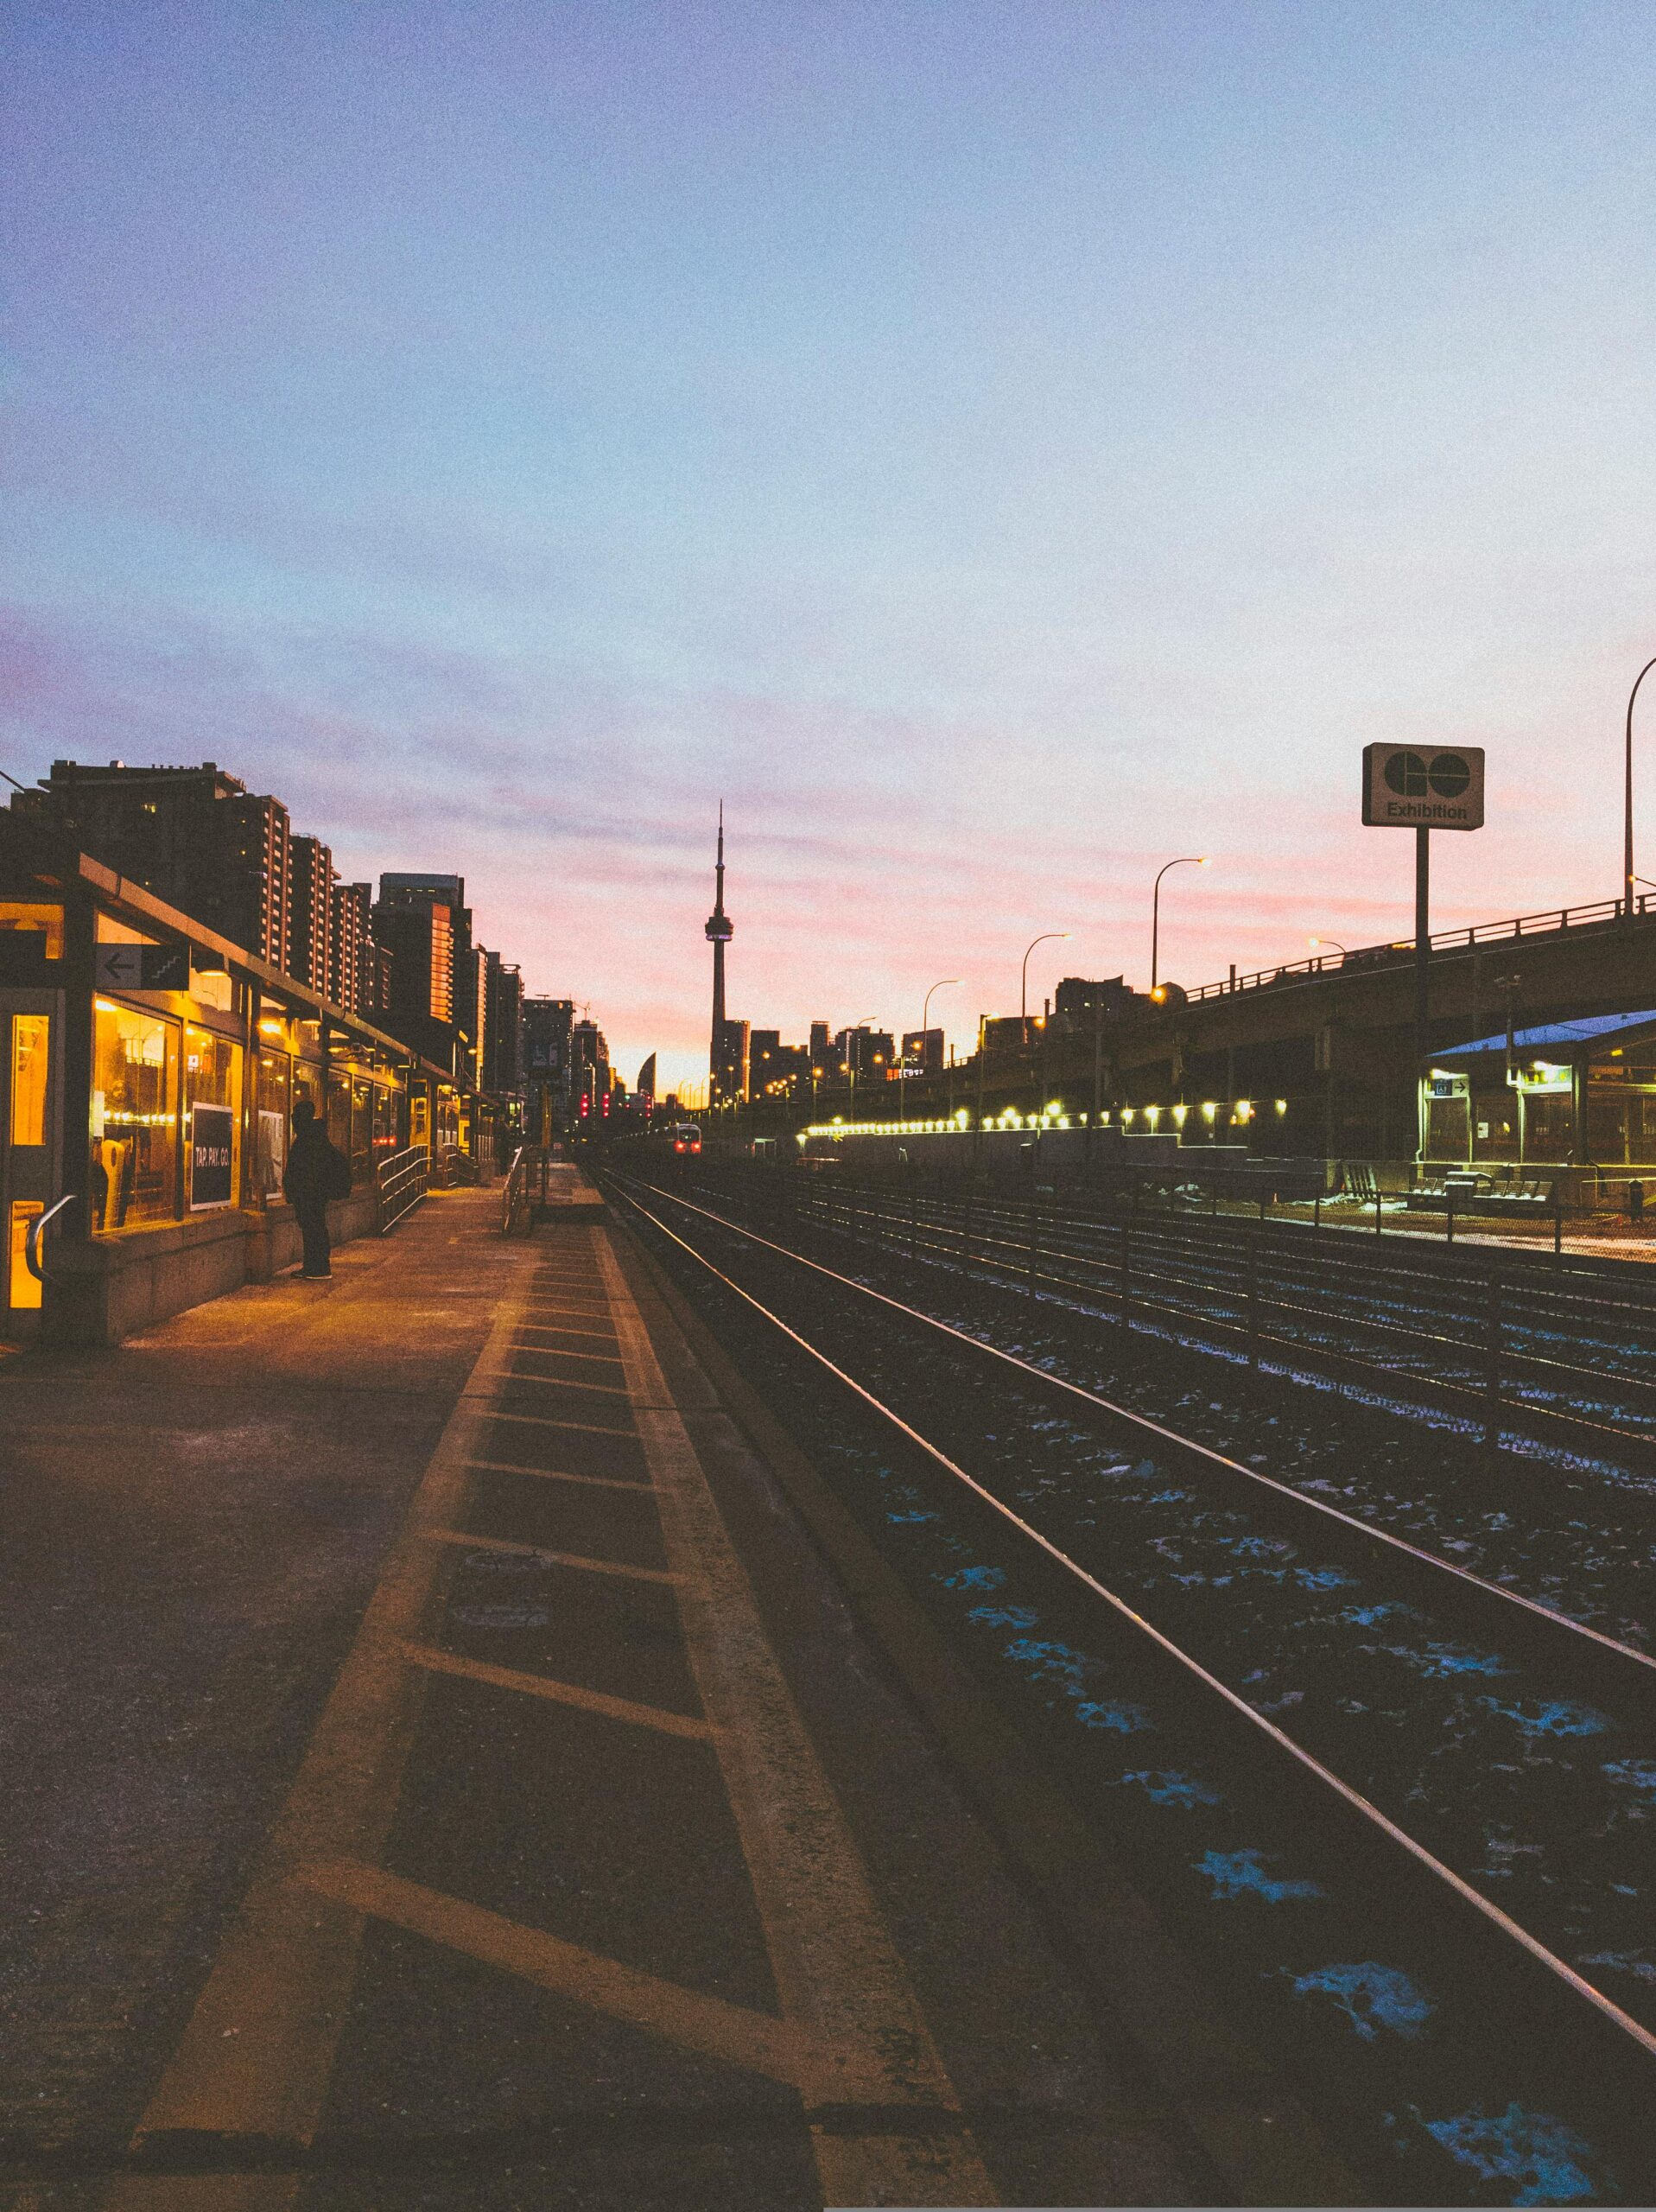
xmin=600 ymin=1090 xmax=610 ymax=1117
xmin=578 ymin=1090 xmax=591 ymax=1120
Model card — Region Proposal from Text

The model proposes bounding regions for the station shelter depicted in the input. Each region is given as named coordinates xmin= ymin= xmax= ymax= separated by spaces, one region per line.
xmin=1420 ymin=1009 xmax=1656 ymax=1191
xmin=0 ymin=828 xmax=492 ymax=1344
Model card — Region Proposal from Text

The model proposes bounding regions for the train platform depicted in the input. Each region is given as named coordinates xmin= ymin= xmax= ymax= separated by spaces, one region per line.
xmin=0 ymin=1176 xmax=1356 ymax=2209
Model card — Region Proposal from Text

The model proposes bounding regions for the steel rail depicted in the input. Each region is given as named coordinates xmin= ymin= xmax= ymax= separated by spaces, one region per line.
xmin=607 ymin=1173 xmax=1656 ymax=2067
xmin=894 ymin=1180 xmax=1656 ymax=1319
xmin=888 ymin=1194 xmax=1656 ymax=1405
xmin=615 ymin=1173 xmax=1656 ymax=1677
xmin=788 ymin=1179 xmax=1656 ymax=1452
xmin=885 ymin=1185 xmax=1656 ymax=1342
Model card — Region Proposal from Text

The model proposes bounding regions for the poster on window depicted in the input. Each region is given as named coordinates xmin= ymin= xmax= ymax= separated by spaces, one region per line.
xmin=190 ymin=1102 xmax=235 ymax=1209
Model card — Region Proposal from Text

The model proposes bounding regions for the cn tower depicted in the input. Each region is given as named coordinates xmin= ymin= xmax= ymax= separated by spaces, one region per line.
xmin=705 ymin=803 xmax=733 ymax=1097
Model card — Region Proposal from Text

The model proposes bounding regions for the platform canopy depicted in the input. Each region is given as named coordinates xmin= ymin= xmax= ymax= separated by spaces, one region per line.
xmin=1429 ymin=1008 xmax=1656 ymax=1069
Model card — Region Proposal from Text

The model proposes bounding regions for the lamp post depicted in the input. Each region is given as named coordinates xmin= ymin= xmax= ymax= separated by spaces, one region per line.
xmin=1020 ymin=934 xmax=1070 ymax=1046
xmin=848 ymin=1014 xmax=877 ymax=1122
xmin=1151 ymin=857 xmax=1208 ymax=996
xmin=1309 ymin=936 xmax=1348 ymax=961
xmin=1627 ymin=658 xmax=1656 ymax=920
xmin=920 ymin=979 xmax=961 ymax=1088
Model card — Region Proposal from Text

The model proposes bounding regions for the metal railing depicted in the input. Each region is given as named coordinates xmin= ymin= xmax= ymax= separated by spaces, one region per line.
xmin=377 ymin=1143 xmax=431 ymax=1233
xmin=1184 ymin=892 xmax=1656 ymax=1004
xmin=23 ymin=1193 xmax=76 ymax=1284
xmin=502 ymin=1145 xmax=532 ymax=1235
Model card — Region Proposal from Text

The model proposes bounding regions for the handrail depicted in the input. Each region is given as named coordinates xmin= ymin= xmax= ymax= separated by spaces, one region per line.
xmin=377 ymin=1143 xmax=430 ymax=1234
xmin=502 ymin=1145 xmax=533 ymax=1235
xmin=24 ymin=1193 xmax=76 ymax=1283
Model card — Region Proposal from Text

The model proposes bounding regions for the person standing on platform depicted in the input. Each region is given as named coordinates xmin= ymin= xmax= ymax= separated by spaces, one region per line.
xmin=283 ymin=1099 xmax=352 ymax=1279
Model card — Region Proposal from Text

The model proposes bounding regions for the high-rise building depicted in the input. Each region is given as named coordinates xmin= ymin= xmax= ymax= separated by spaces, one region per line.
xmin=747 ymin=1027 xmax=782 ymax=1101
xmin=329 ymin=880 xmax=372 ymax=1014
xmin=13 ymin=760 xmax=293 ymax=969
xmin=523 ymin=996 xmax=575 ymax=1139
xmin=809 ymin=1020 xmax=832 ymax=1072
xmin=289 ymin=835 xmax=335 ymax=997
xmin=371 ymin=874 xmax=469 ymax=1070
xmin=833 ymin=1027 xmax=894 ymax=1080
xmin=714 ymin=1018 xmax=750 ymax=1104
xmin=485 ymin=960 xmax=523 ymax=1095
xmin=900 ymin=1027 xmax=945 ymax=1077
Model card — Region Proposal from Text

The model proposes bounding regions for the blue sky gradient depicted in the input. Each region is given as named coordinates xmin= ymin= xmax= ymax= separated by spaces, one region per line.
xmin=5 ymin=2 xmax=1656 ymax=1089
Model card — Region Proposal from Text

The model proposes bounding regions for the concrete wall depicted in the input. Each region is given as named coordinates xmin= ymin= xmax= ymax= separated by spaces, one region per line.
xmin=41 ymin=1186 xmax=384 ymax=1346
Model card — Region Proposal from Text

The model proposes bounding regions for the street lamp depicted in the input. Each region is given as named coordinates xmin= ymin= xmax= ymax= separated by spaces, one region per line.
xmin=1627 ymin=658 xmax=1656 ymax=919
xmin=1020 ymin=934 xmax=1070 ymax=1045
xmin=848 ymin=1014 xmax=877 ymax=1120
xmin=1151 ymin=857 xmax=1208 ymax=996
xmin=920 ymin=979 xmax=961 ymax=1077
xmin=1309 ymin=936 xmax=1348 ymax=960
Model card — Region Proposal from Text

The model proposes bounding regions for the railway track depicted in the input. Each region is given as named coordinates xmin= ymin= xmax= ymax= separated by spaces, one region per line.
xmin=606 ymin=1168 xmax=1656 ymax=2207
xmin=726 ymin=1167 xmax=1656 ymax=1462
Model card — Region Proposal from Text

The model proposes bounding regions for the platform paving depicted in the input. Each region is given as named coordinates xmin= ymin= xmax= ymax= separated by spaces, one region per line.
xmin=0 ymin=1184 xmax=1216 ymax=2209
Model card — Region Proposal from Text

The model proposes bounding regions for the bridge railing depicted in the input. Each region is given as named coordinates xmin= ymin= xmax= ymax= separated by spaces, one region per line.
xmin=1184 ymin=891 xmax=1656 ymax=1004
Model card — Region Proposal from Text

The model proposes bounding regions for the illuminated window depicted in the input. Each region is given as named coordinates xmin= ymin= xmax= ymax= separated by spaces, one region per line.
xmin=185 ymin=1027 xmax=241 ymax=1211
xmin=9 ymin=1200 xmax=43 ymax=1311
xmin=0 ymin=901 xmax=63 ymax=958
xmin=254 ymin=1049 xmax=291 ymax=1202
xmin=10 ymin=1014 xmax=49 ymax=1146
xmin=91 ymin=1000 xmax=178 ymax=1230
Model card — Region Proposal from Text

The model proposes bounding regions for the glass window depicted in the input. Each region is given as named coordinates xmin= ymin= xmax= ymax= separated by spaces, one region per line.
xmin=92 ymin=999 xmax=178 ymax=1230
xmin=373 ymin=1081 xmax=398 ymax=1160
xmin=10 ymin=1014 xmax=49 ymax=1146
xmin=184 ymin=1026 xmax=242 ymax=1210
xmin=409 ymin=1090 xmax=429 ymax=1150
xmin=0 ymin=902 xmax=63 ymax=957
xmin=1425 ymin=1095 xmax=1469 ymax=1160
xmin=10 ymin=1200 xmax=43 ymax=1311
xmin=254 ymin=1048 xmax=291 ymax=1202
xmin=293 ymin=1058 xmax=325 ymax=1123
xmin=350 ymin=1077 xmax=372 ymax=1178
xmin=326 ymin=1075 xmax=350 ymax=1159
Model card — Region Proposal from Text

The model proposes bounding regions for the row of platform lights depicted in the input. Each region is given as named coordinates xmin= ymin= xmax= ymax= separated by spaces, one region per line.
xmin=802 ymin=1098 xmax=1291 ymax=1141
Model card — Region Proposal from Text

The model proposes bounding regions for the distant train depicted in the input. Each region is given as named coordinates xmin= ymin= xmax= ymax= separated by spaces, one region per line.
xmin=671 ymin=1122 xmax=702 ymax=1155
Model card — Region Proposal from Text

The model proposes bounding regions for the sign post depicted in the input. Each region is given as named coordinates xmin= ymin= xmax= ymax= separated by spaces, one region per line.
xmin=1361 ymin=745 xmax=1486 ymax=1159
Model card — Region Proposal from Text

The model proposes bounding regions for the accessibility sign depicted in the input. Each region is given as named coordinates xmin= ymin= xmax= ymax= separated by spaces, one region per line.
xmin=94 ymin=941 xmax=190 ymax=991
xmin=1362 ymin=744 xmax=1484 ymax=831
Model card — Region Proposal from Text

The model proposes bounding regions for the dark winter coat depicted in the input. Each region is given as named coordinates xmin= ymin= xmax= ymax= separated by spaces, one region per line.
xmin=282 ymin=1126 xmax=351 ymax=1211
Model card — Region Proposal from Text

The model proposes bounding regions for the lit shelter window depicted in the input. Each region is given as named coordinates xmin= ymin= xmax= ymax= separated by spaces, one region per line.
xmin=10 ymin=1014 xmax=49 ymax=1146
xmin=9 ymin=1200 xmax=43 ymax=1311
xmin=184 ymin=1026 xmax=242 ymax=1210
xmin=0 ymin=902 xmax=63 ymax=957
xmin=254 ymin=1046 xmax=291 ymax=1202
xmin=92 ymin=1000 xmax=178 ymax=1230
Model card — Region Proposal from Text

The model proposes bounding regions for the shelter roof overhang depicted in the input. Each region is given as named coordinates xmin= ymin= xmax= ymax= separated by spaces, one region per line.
xmin=1426 ymin=1007 xmax=1656 ymax=1071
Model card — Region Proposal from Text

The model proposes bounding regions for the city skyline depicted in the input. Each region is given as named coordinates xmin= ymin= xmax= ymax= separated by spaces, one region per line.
xmin=10 ymin=3 xmax=1656 ymax=1095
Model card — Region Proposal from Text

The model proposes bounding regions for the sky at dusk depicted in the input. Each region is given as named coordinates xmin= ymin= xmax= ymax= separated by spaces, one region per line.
xmin=6 ymin=1 xmax=1656 ymax=1093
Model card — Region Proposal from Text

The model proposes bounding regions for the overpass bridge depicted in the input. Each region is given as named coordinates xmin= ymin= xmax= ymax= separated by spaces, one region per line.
xmin=887 ymin=893 xmax=1656 ymax=1168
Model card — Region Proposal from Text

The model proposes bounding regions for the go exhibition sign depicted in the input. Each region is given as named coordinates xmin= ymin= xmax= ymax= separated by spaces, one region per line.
xmin=1361 ymin=743 xmax=1485 ymax=831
